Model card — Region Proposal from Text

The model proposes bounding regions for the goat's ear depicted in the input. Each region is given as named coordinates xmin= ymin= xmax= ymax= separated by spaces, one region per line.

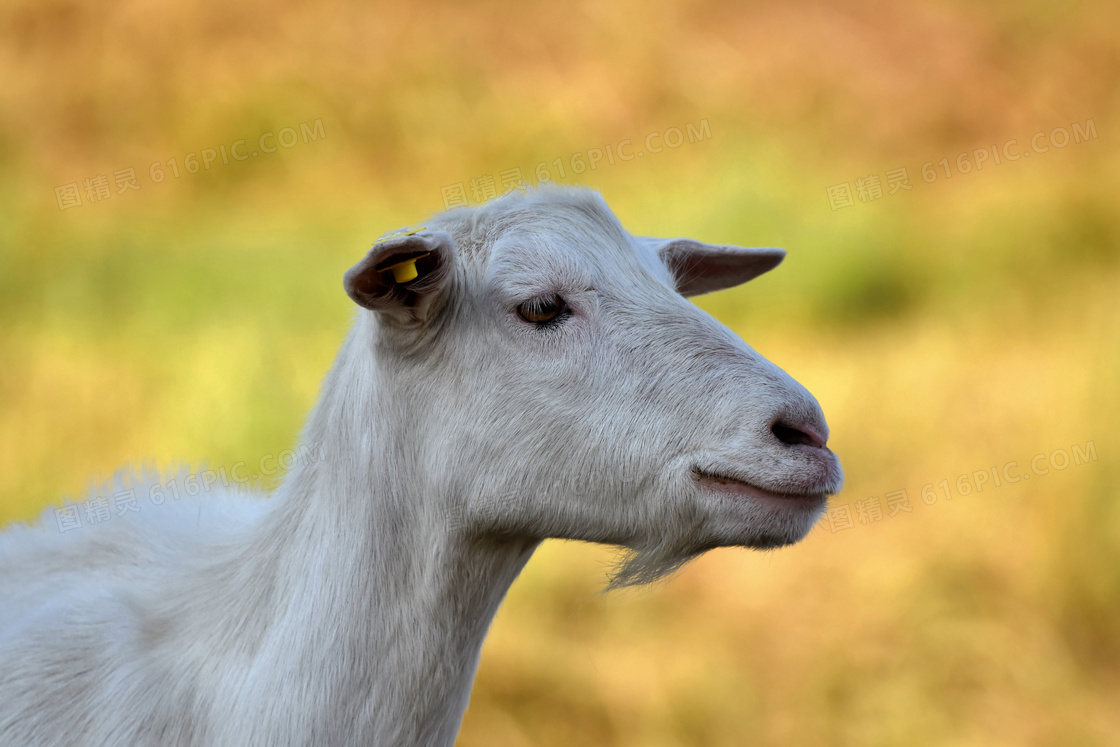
xmin=645 ymin=237 xmax=786 ymax=297
xmin=344 ymin=228 xmax=455 ymax=324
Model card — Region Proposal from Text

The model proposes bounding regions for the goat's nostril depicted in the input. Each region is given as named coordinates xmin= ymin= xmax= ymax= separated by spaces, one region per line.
xmin=771 ymin=421 xmax=827 ymax=449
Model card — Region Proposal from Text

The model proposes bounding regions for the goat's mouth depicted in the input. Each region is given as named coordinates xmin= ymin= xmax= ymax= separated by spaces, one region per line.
xmin=691 ymin=467 xmax=831 ymax=504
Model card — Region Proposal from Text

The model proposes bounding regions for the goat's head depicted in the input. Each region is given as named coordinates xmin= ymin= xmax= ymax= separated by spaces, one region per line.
xmin=343 ymin=186 xmax=842 ymax=585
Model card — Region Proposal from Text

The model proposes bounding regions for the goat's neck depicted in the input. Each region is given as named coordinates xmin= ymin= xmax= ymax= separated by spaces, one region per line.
xmin=230 ymin=326 xmax=537 ymax=744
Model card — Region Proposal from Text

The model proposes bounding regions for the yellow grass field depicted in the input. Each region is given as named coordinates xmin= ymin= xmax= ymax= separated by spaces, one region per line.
xmin=1 ymin=1 xmax=1117 ymax=744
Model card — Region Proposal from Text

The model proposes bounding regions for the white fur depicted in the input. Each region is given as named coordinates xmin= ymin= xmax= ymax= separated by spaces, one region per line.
xmin=0 ymin=186 xmax=842 ymax=746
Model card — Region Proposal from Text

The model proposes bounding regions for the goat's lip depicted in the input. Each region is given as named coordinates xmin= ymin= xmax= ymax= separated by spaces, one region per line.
xmin=691 ymin=468 xmax=830 ymax=502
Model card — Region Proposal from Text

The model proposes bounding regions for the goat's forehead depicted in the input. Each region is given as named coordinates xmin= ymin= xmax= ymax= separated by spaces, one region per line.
xmin=487 ymin=229 xmax=672 ymax=303
xmin=428 ymin=187 xmax=670 ymax=290
xmin=491 ymin=222 xmax=629 ymax=267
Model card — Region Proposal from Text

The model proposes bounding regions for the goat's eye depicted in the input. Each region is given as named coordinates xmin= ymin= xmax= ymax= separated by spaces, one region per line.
xmin=516 ymin=295 xmax=569 ymax=327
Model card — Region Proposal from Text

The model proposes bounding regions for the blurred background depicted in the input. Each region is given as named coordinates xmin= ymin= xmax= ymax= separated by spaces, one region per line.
xmin=1 ymin=0 xmax=1118 ymax=744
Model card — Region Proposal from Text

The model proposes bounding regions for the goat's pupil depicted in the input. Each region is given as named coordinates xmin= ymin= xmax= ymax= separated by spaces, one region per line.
xmin=518 ymin=295 xmax=565 ymax=326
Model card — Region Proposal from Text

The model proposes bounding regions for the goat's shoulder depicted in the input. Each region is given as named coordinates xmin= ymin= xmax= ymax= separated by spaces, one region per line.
xmin=0 ymin=468 xmax=271 ymax=630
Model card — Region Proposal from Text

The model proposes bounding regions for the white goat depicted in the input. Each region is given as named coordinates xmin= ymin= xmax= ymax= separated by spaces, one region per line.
xmin=0 ymin=186 xmax=842 ymax=746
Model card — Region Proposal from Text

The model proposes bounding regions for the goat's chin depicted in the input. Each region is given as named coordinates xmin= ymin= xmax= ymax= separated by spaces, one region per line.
xmin=606 ymin=502 xmax=826 ymax=589
xmin=688 ymin=463 xmax=837 ymax=549
xmin=692 ymin=483 xmax=829 ymax=551
xmin=731 ymin=497 xmax=827 ymax=549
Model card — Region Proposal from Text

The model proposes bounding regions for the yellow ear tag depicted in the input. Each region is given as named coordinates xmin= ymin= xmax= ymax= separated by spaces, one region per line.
xmin=384 ymin=252 xmax=430 ymax=283
xmin=373 ymin=226 xmax=429 ymax=284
